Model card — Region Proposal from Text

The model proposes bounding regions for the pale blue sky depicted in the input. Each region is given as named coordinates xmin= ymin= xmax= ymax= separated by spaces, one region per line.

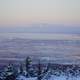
xmin=0 ymin=0 xmax=80 ymax=26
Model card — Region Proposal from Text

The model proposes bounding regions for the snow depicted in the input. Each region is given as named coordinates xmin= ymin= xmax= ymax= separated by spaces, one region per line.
xmin=16 ymin=75 xmax=37 ymax=80
xmin=49 ymin=75 xmax=80 ymax=80
xmin=26 ymin=77 xmax=37 ymax=80
xmin=16 ymin=76 xmax=80 ymax=80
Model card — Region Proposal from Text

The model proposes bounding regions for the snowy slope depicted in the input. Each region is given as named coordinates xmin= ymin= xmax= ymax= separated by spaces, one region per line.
xmin=16 ymin=75 xmax=37 ymax=80
xmin=16 ymin=75 xmax=80 ymax=80
xmin=49 ymin=75 xmax=80 ymax=80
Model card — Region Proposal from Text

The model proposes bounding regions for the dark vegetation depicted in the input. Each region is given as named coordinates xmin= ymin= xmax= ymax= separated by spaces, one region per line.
xmin=0 ymin=57 xmax=80 ymax=80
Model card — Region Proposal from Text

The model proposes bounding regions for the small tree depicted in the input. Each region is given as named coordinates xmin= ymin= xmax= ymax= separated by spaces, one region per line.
xmin=19 ymin=63 xmax=23 ymax=74
xmin=4 ymin=64 xmax=16 ymax=80
xmin=37 ymin=61 xmax=42 ymax=80
xmin=25 ymin=56 xmax=32 ymax=77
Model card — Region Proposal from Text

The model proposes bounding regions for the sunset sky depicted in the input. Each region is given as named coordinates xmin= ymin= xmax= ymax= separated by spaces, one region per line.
xmin=0 ymin=0 xmax=80 ymax=27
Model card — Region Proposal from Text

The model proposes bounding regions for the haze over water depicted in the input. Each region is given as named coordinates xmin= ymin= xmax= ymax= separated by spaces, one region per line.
xmin=0 ymin=33 xmax=80 ymax=40
xmin=0 ymin=33 xmax=80 ymax=65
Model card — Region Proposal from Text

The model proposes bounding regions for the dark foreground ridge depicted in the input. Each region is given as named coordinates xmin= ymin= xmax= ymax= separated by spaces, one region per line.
xmin=0 ymin=56 xmax=80 ymax=80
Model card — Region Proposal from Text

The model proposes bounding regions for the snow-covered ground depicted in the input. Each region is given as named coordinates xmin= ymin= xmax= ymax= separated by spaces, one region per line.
xmin=49 ymin=75 xmax=80 ymax=80
xmin=16 ymin=75 xmax=80 ymax=80
xmin=16 ymin=75 xmax=37 ymax=80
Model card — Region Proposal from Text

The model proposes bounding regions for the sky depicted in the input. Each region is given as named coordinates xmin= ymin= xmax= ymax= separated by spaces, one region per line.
xmin=0 ymin=0 xmax=80 ymax=65
xmin=0 ymin=0 xmax=80 ymax=27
